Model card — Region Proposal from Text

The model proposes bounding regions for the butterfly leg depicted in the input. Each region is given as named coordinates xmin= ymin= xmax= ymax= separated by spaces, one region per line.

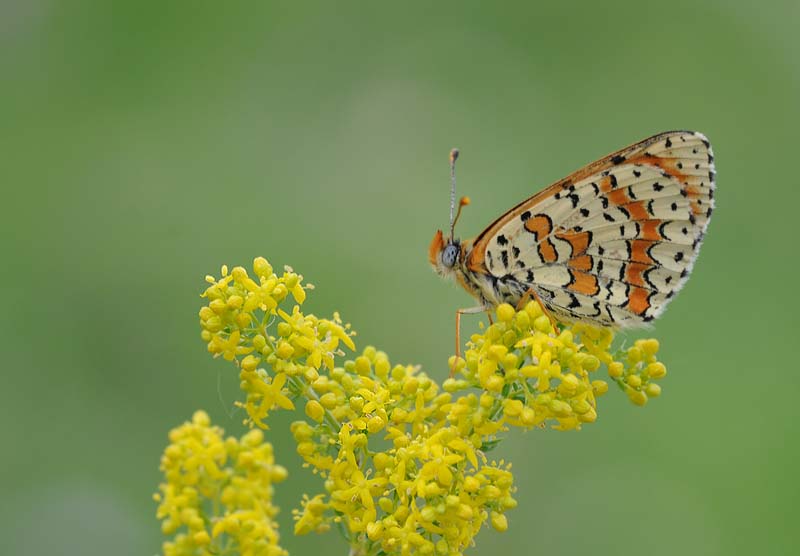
xmin=517 ymin=288 xmax=559 ymax=333
xmin=453 ymin=305 xmax=489 ymax=376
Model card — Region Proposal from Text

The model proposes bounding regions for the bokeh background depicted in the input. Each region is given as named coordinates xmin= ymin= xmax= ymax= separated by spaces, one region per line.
xmin=2 ymin=1 xmax=798 ymax=554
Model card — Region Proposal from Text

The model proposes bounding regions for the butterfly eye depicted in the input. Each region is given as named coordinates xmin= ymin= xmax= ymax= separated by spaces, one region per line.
xmin=442 ymin=244 xmax=459 ymax=268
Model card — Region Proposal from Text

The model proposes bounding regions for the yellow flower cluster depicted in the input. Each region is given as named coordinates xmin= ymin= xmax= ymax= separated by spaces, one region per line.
xmin=456 ymin=301 xmax=668 ymax=430
xmin=574 ymin=324 xmax=667 ymax=406
xmin=289 ymin=345 xmax=517 ymax=555
xmin=198 ymin=258 xmax=354 ymax=428
xmin=154 ymin=410 xmax=288 ymax=556
xmin=157 ymin=256 xmax=670 ymax=556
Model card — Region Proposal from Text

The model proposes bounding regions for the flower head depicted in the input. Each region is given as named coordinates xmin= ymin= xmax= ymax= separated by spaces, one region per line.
xmin=154 ymin=410 xmax=287 ymax=556
xmin=164 ymin=258 xmax=671 ymax=556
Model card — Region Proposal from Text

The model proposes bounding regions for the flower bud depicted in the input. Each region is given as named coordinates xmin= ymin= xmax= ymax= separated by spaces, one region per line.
xmin=253 ymin=257 xmax=272 ymax=278
xmin=645 ymin=383 xmax=662 ymax=397
xmin=367 ymin=415 xmax=385 ymax=434
xmin=491 ymin=511 xmax=508 ymax=532
xmin=305 ymin=400 xmax=325 ymax=422
xmin=646 ymin=362 xmax=667 ymax=379
xmin=626 ymin=374 xmax=642 ymax=388
xmin=496 ymin=303 xmax=515 ymax=322
xmin=626 ymin=388 xmax=648 ymax=406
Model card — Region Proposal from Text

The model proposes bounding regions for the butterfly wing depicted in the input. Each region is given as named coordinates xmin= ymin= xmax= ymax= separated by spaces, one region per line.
xmin=469 ymin=130 xmax=715 ymax=327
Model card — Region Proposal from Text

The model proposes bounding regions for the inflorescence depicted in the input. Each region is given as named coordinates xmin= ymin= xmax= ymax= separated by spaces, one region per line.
xmin=155 ymin=257 xmax=668 ymax=556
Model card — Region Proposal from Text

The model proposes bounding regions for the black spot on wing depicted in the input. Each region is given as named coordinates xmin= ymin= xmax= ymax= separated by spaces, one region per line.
xmin=568 ymin=193 xmax=580 ymax=208
xmin=568 ymin=293 xmax=580 ymax=309
xmin=643 ymin=266 xmax=658 ymax=289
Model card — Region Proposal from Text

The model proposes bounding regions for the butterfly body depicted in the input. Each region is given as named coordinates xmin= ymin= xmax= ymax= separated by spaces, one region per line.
xmin=430 ymin=130 xmax=715 ymax=329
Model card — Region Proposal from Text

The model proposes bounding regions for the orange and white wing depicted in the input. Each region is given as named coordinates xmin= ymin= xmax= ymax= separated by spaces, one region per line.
xmin=469 ymin=130 xmax=715 ymax=327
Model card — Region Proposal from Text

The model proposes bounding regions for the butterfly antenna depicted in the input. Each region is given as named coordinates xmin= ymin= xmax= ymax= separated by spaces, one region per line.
xmin=449 ymin=148 xmax=460 ymax=240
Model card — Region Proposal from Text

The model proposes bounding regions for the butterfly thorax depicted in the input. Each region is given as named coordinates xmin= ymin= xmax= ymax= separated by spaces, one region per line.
xmin=457 ymin=247 xmax=530 ymax=308
xmin=429 ymin=230 xmax=528 ymax=309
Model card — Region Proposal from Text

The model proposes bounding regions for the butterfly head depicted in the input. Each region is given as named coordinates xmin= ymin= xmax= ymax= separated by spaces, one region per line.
xmin=429 ymin=229 xmax=463 ymax=276
xmin=429 ymin=148 xmax=470 ymax=277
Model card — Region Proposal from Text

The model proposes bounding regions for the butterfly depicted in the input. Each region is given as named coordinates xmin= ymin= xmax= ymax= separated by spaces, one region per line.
xmin=429 ymin=130 xmax=715 ymax=355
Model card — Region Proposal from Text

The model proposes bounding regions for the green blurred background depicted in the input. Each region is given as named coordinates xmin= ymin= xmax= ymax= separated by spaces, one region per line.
xmin=2 ymin=1 xmax=798 ymax=554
